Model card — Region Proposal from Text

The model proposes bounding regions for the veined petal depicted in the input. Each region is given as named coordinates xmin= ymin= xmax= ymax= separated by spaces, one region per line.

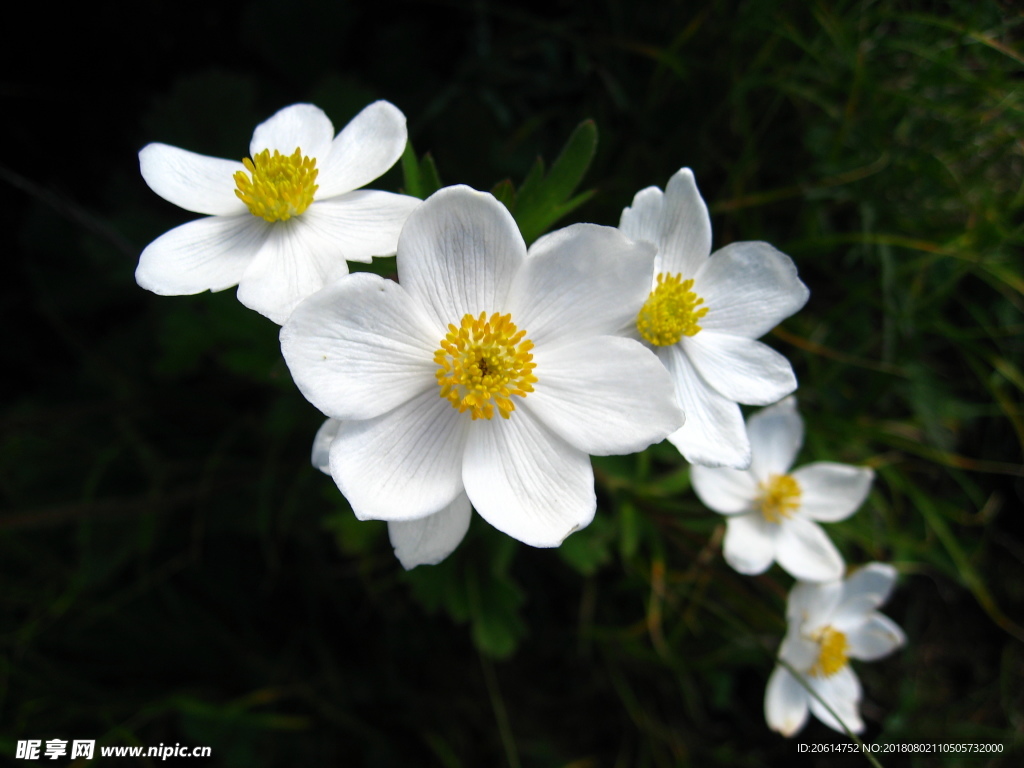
xmin=748 ymin=396 xmax=803 ymax=480
xmin=301 ymin=191 xmax=420 ymax=263
xmin=250 ymin=103 xmax=334 ymax=162
xmin=792 ymin=463 xmax=874 ymax=522
xmin=840 ymin=562 xmax=898 ymax=609
xmin=695 ymin=241 xmax=809 ymax=339
xmin=398 ymin=186 xmax=526 ymax=329
xmin=764 ymin=666 xmax=810 ymax=737
xmin=808 ymin=668 xmax=864 ymax=734
xmin=463 ymin=407 xmax=595 ymax=548
xmin=776 ymin=516 xmax=844 ymax=582
xmin=526 ymin=336 xmax=682 ymax=455
xmin=317 ymin=101 xmax=408 ymax=198
xmin=281 ymin=273 xmax=439 ymax=421
xmin=237 ymin=218 xmax=350 ymax=324
xmin=312 ymin=418 xmax=341 ymax=473
xmin=619 ymin=168 xmax=712 ymax=278
xmin=778 ymin=627 xmax=822 ymax=671
xmin=660 ymin=345 xmax=752 ymax=469
xmin=722 ymin=513 xmax=778 ymax=575
xmin=388 ymin=493 xmax=473 ymax=569
xmin=139 ymin=143 xmax=247 ymax=216
xmin=845 ymin=613 xmax=906 ymax=661
xmin=617 ymin=186 xmax=664 ymax=253
xmin=136 ymin=214 xmax=265 ymax=296
xmin=508 ymin=224 xmax=656 ymax=345
xmin=683 ymin=332 xmax=798 ymax=406
xmin=330 ymin=389 xmax=469 ymax=522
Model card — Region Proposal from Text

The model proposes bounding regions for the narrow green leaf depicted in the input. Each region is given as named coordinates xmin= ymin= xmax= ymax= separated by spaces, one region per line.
xmin=419 ymin=152 xmax=443 ymax=197
xmin=490 ymin=179 xmax=517 ymax=211
xmin=400 ymin=139 xmax=424 ymax=199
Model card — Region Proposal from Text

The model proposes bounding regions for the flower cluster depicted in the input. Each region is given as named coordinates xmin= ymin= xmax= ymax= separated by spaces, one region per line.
xmin=138 ymin=100 xmax=903 ymax=738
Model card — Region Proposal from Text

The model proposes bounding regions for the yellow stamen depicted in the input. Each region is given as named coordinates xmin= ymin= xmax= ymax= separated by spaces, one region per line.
xmin=809 ymin=626 xmax=849 ymax=678
xmin=636 ymin=272 xmax=709 ymax=346
xmin=757 ymin=474 xmax=802 ymax=523
xmin=234 ymin=148 xmax=318 ymax=222
xmin=435 ymin=312 xmax=537 ymax=420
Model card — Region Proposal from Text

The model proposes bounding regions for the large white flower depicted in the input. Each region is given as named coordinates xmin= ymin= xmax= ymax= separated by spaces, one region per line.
xmin=137 ymin=101 xmax=420 ymax=324
xmin=765 ymin=563 xmax=906 ymax=736
xmin=619 ymin=168 xmax=809 ymax=469
xmin=691 ymin=397 xmax=873 ymax=581
xmin=282 ymin=185 xmax=683 ymax=563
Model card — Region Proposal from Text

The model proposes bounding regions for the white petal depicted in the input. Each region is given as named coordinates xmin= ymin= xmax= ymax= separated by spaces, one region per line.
xmin=695 ymin=241 xmax=809 ymax=339
xmin=329 ymin=388 xmax=469 ymax=521
xmin=280 ymin=273 xmax=439 ymax=421
xmin=776 ymin=517 xmax=844 ymax=582
xmin=778 ymin=627 xmax=822 ymax=671
xmin=722 ymin=514 xmax=778 ymax=575
xmin=463 ymin=407 xmax=595 ymax=548
xmin=317 ymin=101 xmax=408 ymax=198
xmin=618 ymin=186 xmax=665 ymax=250
xmin=136 ymin=214 xmax=265 ymax=296
xmin=236 ymin=218 xmax=349 ymax=324
xmin=299 ymin=191 xmax=420 ymax=263
xmin=809 ymin=668 xmax=864 ymax=734
xmin=840 ymin=562 xmax=898 ymax=608
xmin=388 ymin=493 xmax=473 ymax=569
xmin=139 ymin=143 xmax=247 ymax=216
xmin=508 ymin=224 xmax=656 ymax=345
xmin=683 ymin=332 xmax=798 ymax=406
xmin=748 ymin=396 xmax=803 ymax=480
xmin=660 ymin=345 xmax=752 ymax=469
xmin=845 ymin=613 xmax=906 ymax=661
xmin=398 ymin=186 xmax=526 ymax=329
xmin=690 ymin=463 xmax=757 ymax=515
xmin=786 ymin=579 xmax=842 ymax=628
xmin=764 ymin=666 xmax=810 ymax=737
xmin=619 ymin=168 xmax=712 ymax=278
xmin=312 ymin=418 xmax=341 ymax=473
xmin=250 ymin=103 xmax=334 ymax=163
xmin=792 ymin=463 xmax=874 ymax=522
xmin=526 ymin=336 xmax=682 ymax=456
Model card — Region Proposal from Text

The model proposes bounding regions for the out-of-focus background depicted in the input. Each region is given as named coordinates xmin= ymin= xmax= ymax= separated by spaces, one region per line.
xmin=2 ymin=1 xmax=1022 ymax=765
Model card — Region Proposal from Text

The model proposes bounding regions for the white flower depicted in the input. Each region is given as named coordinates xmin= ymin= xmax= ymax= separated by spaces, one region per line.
xmin=619 ymin=168 xmax=809 ymax=469
xmin=137 ymin=102 xmax=420 ymax=324
xmin=691 ymin=397 xmax=873 ymax=581
xmin=283 ymin=185 xmax=683 ymax=565
xmin=765 ymin=563 xmax=906 ymax=736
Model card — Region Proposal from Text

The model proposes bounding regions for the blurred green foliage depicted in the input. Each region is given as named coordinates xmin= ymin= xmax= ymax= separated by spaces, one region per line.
xmin=2 ymin=0 xmax=1022 ymax=766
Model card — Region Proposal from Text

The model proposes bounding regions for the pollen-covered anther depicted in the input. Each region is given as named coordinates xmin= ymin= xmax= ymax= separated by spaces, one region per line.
xmin=809 ymin=626 xmax=849 ymax=678
xmin=757 ymin=473 xmax=802 ymax=523
xmin=234 ymin=147 xmax=319 ymax=222
xmin=435 ymin=312 xmax=538 ymax=420
xmin=636 ymin=272 xmax=709 ymax=346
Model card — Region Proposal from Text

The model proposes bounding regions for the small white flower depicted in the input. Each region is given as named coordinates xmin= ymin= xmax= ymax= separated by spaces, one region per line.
xmin=765 ymin=563 xmax=906 ymax=736
xmin=619 ymin=168 xmax=809 ymax=469
xmin=284 ymin=185 xmax=683 ymax=565
xmin=691 ymin=397 xmax=873 ymax=581
xmin=137 ymin=102 xmax=420 ymax=324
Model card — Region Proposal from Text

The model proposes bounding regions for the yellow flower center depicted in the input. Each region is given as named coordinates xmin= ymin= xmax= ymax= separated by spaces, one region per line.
xmin=234 ymin=148 xmax=319 ymax=222
xmin=636 ymin=272 xmax=709 ymax=346
xmin=809 ymin=626 xmax=849 ymax=678
xmin=435 ymin=312 xmax=538 ymax=420
xmin=757 ymin=474 xmax=802 ymax=523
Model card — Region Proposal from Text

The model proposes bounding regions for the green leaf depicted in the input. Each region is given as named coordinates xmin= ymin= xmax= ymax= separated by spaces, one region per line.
xmin=400 ymin=141 xmax=443 ymax=199
xmin=514 ymin=120 xmax=599 ymax=244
